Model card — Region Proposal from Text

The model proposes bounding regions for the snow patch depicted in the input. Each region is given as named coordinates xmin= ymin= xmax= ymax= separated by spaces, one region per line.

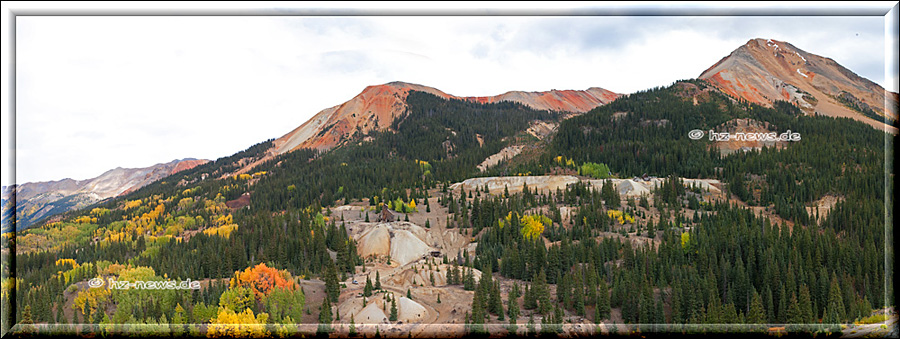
xmin=795 ymin=51 xmax=806 ymax=62
xmin=797 ymin=69 xmax=808 ymax=78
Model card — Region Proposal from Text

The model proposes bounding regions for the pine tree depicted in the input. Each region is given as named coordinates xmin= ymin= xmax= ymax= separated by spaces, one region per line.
xmin=573 ymin=269 xmax=585 ymax=317
xmin=524 ymin=284 xmax=537 ymax=310
xmin=364 ymin=276 xmax=373 ymax=297
xmin=325 ymin=261 xmax=340 ymax=303
xmin=748 ymin=290 xmax=766 ymax=326
xmin=765 ymin=287 xmax=775 ymax=323
xmin=787 ymin=292 xmax=802 ymax=324
xmin=826 ymin=274 xmax=845 ymax=323
xmin=798 ymin=285 xmax=814 ymax=325
xmin=20 ymin=305 xmax=35 ymax=334
xmin=597 ymin=279 xmax=610 ymax=320
xmin=508 ymin=284 xmax=520 ymax=321
xmin=493 ymin=284 xmax=505 ymax=320
xmin=778 ymin=284 xmax=788 ymax=323
xmin=556 ymin=272 xmax=570 ymax=309
xmin=389 ymin=298 xmax=398 ymax=322
xmin=318 ymin=298 xmax=333 ymax=334
xmin=375 ymin=271 xmax=382 ymax=290
xmin=463 ymin=267 xmax=476 ymax=291
xmin=553 ymin=304 xmax=564 ymax=333
xmin=349 ymin=314 xmax=357 ymax=337
xmin=56 ymin=302 xmax=65 ymax=324
xmin=535 ymin=270 xmax=551 ymax=315
xmin=526 ymin=315 xmax=536 ymax=336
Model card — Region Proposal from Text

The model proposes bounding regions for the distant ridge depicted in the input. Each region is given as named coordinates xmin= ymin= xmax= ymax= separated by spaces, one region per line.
xmin=1 ymin=158 xmax=208 ymax=232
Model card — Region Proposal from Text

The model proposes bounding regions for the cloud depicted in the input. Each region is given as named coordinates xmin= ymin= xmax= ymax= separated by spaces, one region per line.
xmin=6 ymin=12 xmax=895 ymax=186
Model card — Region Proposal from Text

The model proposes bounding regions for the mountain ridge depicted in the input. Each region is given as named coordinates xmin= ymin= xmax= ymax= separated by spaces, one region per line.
xmin=699 ymin=38 xmax=898 ymax=133
xmin=1 ymin=158 xmax=208 ymax=232
xmin=272 ymin=81 xmax=620 ymax=154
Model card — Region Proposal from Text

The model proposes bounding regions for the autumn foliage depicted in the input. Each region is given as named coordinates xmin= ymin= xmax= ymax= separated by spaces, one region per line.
xmin=520 ymin=214 xmax=551 ymax=240
xmin=229 ymin=263 xmax=297 ymax=300
xmin=207 ymin=307 xmax=269 ymax=338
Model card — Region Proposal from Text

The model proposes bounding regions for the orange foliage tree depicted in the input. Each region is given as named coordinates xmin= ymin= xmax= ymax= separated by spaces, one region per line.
xmin=230 ymin=263 xmax=297 ymax=300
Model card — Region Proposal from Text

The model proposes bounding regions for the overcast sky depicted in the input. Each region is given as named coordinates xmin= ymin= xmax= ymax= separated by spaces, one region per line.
xmin=3 ymin=3 xmax=898 ymax=186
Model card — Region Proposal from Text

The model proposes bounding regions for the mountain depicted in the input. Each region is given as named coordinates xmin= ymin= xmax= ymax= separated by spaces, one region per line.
xmin=700 ymin=38 xmax=898 ymax=133
xmin=272 ymin=81 xmax=619 ymax=154
xmin=3 ymin=40 xmax=893 ymax=337
xmin=1 ymin=158 xmax=208 ymax=232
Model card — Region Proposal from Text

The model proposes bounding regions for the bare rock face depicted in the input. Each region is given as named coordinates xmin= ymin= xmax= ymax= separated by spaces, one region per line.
xmin=2 ymin=158 xmax=208 ymax=232
xmin=397 ymin=297 xmax=428 ymax=324
xmin=700 ymin=38 xmax=897 ymax=133
xmin=354 ymin=302 xmax=389 ymax=324
xmin=449 ymin=175 xmax=580 ymax=195
xmin=353 ymin=222 xmax=437 ymax=266
xmin=272 ymin=82 xmax=621 ymax=154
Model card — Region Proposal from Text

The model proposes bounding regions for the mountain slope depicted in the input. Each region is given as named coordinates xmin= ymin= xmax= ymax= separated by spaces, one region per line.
xmin=1 ymin=158 xmax=208 ymax=232
xmin=700 ymin=38 xmax=898 ymax=133
xmin=273 ymin=81 xmax=619 ymax=154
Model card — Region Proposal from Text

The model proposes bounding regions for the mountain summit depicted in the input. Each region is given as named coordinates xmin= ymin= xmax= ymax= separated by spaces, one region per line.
xmin=272 ymin=81 xmax=620 ymax=154
xmin=700 ymin=38 xmax=897 ymax=132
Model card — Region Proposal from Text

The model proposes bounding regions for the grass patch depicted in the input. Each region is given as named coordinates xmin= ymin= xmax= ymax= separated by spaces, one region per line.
xmin=855 ymin=313 xmax=888 ymax=325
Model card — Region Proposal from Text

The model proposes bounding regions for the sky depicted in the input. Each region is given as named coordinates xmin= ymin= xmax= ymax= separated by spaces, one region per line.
xmin=2 ymin=2 xmax=898 ymax=186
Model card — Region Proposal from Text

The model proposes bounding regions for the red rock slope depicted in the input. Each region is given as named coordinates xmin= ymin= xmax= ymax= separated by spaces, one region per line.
xmin=273 ymin=81 xmax=620 ymax=154
xmin=700 ymin=38 xmax=897 ymax=133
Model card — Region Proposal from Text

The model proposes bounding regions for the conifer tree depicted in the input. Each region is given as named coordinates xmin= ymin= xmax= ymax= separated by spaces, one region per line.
xmin=20 ymin=305 xmax=35 ymax=334
xmin=389 ymin=298 xmax=398 ymax=322
xmin=748 ymin=290 xmax=766 ymax=326
xmin=798 ymin=285 xmax=814 ymax=324
xmin=787 ymin=292 xmax=802 ymax=324
xmin=508 ymin=284 xmax=520 ymax=321
xmin=56 ymin=302 xmax=65 ymax=324
xmin=573 ymin=269 xmax=585 ymax=317
xmin=535 ymin=270 xmax=551 ymax=315
xmin=318 ymin=298 xmax=333 ymax=334
xmin=826 ymin=274 xmax=845 ymax=323
xmin=325 ymin=261 xmax=340 ymax=303
xmin=364 ymin=276 xmax=373 ymax=297
xmin=349 ymin=314 xmax=357 ymax=337
xmin=524 ymin=284 xmax=537 ymax=310
xmin=493 ymin=284 xmax=505 ymax=320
